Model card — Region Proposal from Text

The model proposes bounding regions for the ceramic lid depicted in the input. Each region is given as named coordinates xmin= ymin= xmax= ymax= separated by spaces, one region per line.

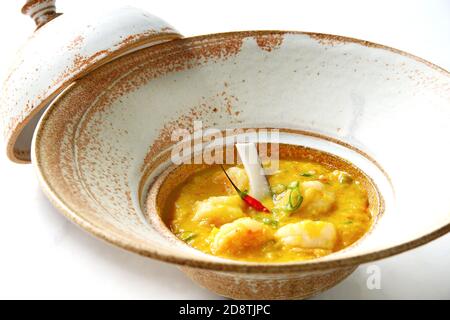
xmin=1 ymin=0 xmax=182 ymax=163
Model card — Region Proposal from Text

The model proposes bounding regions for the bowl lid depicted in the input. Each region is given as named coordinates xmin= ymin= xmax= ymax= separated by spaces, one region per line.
xmin=1 ymin=0 xmax=182 ymax=163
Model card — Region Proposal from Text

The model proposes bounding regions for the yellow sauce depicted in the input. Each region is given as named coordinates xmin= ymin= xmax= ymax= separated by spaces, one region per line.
xmin=165 ymin=160 xmax=372 ymax=262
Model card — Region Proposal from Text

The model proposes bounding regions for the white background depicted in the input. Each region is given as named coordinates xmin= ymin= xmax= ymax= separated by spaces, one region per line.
xmin=0 ymin=0 xmax=449 ymax=299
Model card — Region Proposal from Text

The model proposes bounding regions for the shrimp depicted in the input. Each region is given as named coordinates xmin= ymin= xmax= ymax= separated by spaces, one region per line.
xmin=300 ymin=181 xmax=335 ymax=216
xmin=214 ymin=166 xmax=250 ymax=194
xmin=192 ymin=195 xmax=245 ymax=227
xmin=273 ymin=180 xmax=335 ymax=216
xmin=274 ymin=220 xmax=337 ymax=249
xmin=211 ymin=217 xmax=274 ymax=255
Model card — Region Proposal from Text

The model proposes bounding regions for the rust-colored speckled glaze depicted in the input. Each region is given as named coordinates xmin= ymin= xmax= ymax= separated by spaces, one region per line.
xmin=181 ymin=266 xmax=357 ymax=300
xmin=1 ymin=5 xmax=181 ymax=163
xmin=33 ymin=31 xmax=450 ymax=299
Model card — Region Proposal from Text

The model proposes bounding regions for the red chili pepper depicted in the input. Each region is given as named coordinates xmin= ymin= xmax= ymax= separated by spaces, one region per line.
xmin=220 ymin=165 xmax=271 ymax=213
xmin=242 ymin=194 xmax=271 ymax=213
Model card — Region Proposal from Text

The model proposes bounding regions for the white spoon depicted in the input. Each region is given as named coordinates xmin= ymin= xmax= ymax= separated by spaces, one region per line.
xmin=235 ymin=143 xmax=271 ymax=201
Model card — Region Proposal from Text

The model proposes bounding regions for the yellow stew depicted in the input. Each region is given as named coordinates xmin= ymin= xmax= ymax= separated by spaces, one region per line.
xmin=165 ymin=160 xmax=372 ymax=262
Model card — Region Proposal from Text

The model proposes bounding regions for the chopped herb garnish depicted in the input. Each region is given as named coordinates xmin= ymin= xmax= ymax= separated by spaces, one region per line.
xmin=262 ymin=217 xmax=279 ymax=228
xmin=338 ymin=172 xmax=353 ymax=184
xmin=287 ymin=188 xmax=303 ymax=212
xmin=271 ymin=183 xmax=286 ymax=194
xmin=288 ymin=181 xmax=299 ymax=189
xmin=342 ymin=220 xmax=353 ymax=225
xmin=283 ymin=182 xmax=303 ymax=213
xmin=300 ymin=172 xmax=314 ymax=177
xmin=179 ymin=231 xmax=197 ymax=243
xmin=254 ymin=215 xmax=279 ymax=228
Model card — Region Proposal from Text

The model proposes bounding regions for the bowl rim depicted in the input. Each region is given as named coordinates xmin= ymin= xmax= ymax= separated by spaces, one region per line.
xmin=32 ymin=30 xmax=450 ymax=273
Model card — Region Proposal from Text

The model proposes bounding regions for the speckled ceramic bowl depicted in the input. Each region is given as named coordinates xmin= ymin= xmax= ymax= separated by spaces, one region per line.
xmin=32 ymin=31 xmax=450 ymax=299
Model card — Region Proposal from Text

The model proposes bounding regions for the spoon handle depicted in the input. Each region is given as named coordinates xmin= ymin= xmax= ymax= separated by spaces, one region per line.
xmin=236 ymin=143 xmax=271 ymax=201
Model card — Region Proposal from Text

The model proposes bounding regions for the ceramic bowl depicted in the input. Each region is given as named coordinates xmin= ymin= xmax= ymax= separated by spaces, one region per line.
xmin=32 ymin=31 xmax=450 ymax=299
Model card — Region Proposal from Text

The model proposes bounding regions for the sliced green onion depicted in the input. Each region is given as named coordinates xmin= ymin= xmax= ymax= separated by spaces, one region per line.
xmin=270 ymin=207 xmax=284 ymax=215
xmin=261 ymin=216 xmax=279 ymax=228
xmin=179 ymin=231 xmax=197 ymax=243
xmin=271 ymin=183 xmax=286 ymax=194
xmin=342 ymin=220 xmax=353 ymax=225
xmin=300 ymin=171 xmax=315 ymax=177
xmin=286 ymin=187 xmax=303 ymax=213
xmin=254 ymin=215 xmax=279 ymax=228
xmin=338 ymin=172 xmax=353 ymax=184
xmin=288 ymin=181 xmax=299 ymax=189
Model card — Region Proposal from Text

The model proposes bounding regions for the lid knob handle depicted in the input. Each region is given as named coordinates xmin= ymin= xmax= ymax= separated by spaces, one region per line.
xmin=22 ymin=0 xmax=60 ymax=29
